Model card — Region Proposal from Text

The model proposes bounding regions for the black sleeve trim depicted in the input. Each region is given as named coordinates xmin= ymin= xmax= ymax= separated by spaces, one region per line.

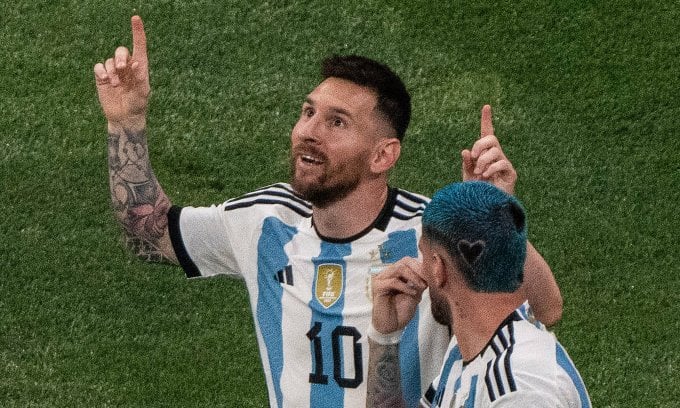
xmin=168 ymin=205 xmax=202 ymax=278
xmin=423 ymin=383 xmax=436 ymax=404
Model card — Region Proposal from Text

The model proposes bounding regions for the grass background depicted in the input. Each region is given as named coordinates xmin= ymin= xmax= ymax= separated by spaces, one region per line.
xmin=1 ymin=0 xmax=678 ymax=406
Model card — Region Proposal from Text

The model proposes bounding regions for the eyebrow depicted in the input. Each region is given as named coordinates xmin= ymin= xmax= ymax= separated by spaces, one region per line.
xmin=304 ymin=97 xmax=353 ymax=118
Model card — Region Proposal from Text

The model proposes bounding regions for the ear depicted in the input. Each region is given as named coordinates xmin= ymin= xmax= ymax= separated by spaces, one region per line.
xmin=370 ymin=138 xmax=401 ymax=173
xmin=431 ymin=252 xmax=448 ymax=289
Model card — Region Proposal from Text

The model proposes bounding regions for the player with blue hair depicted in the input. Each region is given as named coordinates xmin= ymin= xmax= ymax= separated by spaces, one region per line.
xmin=422 ymin=181 xmax=527 ymax=294
xmin=367 ymin=181 xmax=591 ymax=407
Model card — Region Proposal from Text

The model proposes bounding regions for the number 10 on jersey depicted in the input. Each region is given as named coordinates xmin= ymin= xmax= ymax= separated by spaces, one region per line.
xmin=306 ymin=322 xmax=363 ymax=388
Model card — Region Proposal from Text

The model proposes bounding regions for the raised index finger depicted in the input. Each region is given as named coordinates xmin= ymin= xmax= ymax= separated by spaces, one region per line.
xmin=131 ymin=15 xmax=147 ymax=62
xmin=480 ymin=104 xmax=494 ymax=138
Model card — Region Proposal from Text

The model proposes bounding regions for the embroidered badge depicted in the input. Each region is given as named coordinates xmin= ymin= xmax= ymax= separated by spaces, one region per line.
xmin=315 ymin=264 xmax=344 ymax=308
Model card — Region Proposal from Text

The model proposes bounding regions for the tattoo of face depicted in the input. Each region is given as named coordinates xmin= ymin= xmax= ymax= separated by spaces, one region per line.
xmin=368 ymin=343 xmax=405 ymax=408
xmin=376 ymin=347 xmax=401 ymax=392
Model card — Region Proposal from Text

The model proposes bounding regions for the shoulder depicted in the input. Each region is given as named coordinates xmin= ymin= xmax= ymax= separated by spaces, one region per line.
xmin=393 ymin=188 xmax=429 ymax=213
xmin=223 ymin=183 xmax=312 ymax=219
xmin=496 ymin=323 xmax=588 ymax=406
xmin=480 ymin=317 xmax=558 ymax=400
xmin=174 ymin=183 xmax=311 ymax=232
xmin=386 ymin=187 xmax=429 ymax=225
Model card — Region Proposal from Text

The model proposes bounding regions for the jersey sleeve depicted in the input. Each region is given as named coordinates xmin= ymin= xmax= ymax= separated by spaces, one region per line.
xmin=168 ymin=203 xmax=242 ymax=278
xmin=167 ymin=183 xmax=313 ymax=280
xmin=489 ymin=390 xmax=565 ymax=408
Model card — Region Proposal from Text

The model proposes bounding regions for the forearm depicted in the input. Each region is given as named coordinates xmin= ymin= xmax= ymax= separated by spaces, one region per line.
xmin=366 ymin=338 xmax=407 ymax=408
xmin=107 ymin=121 xmax=177 ymax=264
xmin=522 ymin=242 xmax=562 ymax=326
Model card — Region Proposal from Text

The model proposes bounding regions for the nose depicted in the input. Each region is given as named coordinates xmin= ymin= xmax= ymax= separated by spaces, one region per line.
xmin=293 ymin=115 xmax=322 ymax=145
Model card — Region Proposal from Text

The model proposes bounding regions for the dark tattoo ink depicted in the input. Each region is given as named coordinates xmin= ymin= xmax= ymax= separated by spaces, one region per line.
xmin=367 ymin=342 xmax=406 ymax=408
xmin=108 ymin=128 xmax=172 ymax=263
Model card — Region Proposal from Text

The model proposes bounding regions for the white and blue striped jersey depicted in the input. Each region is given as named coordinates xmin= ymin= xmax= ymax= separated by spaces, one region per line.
xmin=167 ymin=183 xmax=450 ymax=408
xmin=420 ymin=305 xmax=591 ymax=408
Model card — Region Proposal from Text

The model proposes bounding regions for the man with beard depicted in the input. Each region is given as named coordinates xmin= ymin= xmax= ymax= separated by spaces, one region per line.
xmin=94 ymin=15 xmax=562 ymax=408
xmin=366 ymin=181 xmax=591 ymax=408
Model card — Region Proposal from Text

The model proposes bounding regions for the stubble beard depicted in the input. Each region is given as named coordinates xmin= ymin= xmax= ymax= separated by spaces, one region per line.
xmin=430 ymin=290 xmax=452 ymax=327
xmin=290 ymin=161 xmax=362 ymax=208
xmin=289 ymin=149 xmax=367 ymax=208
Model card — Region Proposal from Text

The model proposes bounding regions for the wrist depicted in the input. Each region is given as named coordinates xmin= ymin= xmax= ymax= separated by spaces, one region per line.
xmin=107 ymin=116 xmax=146 ymax=133
xmin=367 ymin=323 xmax=403 ymax=345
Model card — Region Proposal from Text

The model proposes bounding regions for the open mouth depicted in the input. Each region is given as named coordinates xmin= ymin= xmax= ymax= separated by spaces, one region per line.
xmin=301 ymin=154 xmax=324 ymax=165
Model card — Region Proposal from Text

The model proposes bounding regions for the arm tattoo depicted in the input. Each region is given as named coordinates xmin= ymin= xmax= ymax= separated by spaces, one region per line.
xmin=108 ymin=128 xmax=173 ymax=263
xmin=367 ymin=341 xmax=406 ymax=408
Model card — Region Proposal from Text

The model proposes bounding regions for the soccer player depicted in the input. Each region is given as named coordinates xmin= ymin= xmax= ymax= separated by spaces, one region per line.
xmin=93 ymin=15 xmax=563 ymax=407
xmin=367 ymin=181 xmax=591 ymax=408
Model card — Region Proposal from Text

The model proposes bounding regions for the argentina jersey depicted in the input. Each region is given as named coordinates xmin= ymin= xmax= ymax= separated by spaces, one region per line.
xmin=420 ymin=308 xmax=591 ymax=408
xmin=168 ymin=183 xmax=450 ymax=408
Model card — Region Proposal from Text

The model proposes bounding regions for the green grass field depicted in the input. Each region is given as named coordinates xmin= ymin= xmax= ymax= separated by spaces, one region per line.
xmin=2 ymin=0 xmax=678 ymax=406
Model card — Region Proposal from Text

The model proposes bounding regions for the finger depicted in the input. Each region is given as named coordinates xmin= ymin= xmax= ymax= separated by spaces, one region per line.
xmin=377 ymin=259 xmax=426 ymax=292
xmin=394 ymin=262 xmax=427 ymax=291
xmin=131 ymin=15 xmax=148 ymax=63
xmin=480 ymin=104 xmax=494 ymax=138
xmin=481 ymin=160 xmax=515 ymax=180
xmin=470 ymin=134 xmax=500 ymax=159
xmin=114 ymin=46 xmax=130 ymax=70
xmin=461 ymin=149 xmax=476 ymax=181
xmin=93 ymin=63 xmax=109 ymax=84
xmin=473 ymin=146 xmax=505 ymax=175
xmin=391 ymin=280 xmax=423 ymax=296
xmin=104 ymin=58 xmax=119 ymax=86
xmin=398 ymin=257 xmax=426 ymax=280
xmin=386 ymin=273 xmax=426 ymax=296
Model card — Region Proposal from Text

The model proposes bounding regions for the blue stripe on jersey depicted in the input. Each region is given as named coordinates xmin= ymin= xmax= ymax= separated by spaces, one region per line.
xmin=256 ymin=217 xmax=298 ymax=408
xmin=464 ymin=375 xmax=478 ymax=408
xmin=380 ymin=229 xmax=421 ymax=408
xmin=309 ymin=242 xmax=352 ymax=407
xmin=556 ymin=343 xmax=591 ymax=408
xmin=433 ymin=345 xmax=461 ymax=406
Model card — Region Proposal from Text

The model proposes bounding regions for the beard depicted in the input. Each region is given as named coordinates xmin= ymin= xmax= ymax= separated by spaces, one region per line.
xmin=289 ymin=146 xmax=368 ymax=208
xmin=430 ymin=289 xmax=452 ymax=327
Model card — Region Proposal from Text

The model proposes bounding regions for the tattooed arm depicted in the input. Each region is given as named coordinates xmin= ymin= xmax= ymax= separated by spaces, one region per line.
xmin=366 ymin=339 xmax=407 ymax=408
xmin=94 ymin=16 xmax=177 ymax=264
xmin=366 ymin=258 xmax=428 ymax=407
xmin=108 ymin=124 xmax=177 ymax=263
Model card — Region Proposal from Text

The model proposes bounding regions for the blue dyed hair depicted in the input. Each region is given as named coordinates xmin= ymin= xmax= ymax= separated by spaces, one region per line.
xmin=422 ymin=181 xmax=527 ymax=293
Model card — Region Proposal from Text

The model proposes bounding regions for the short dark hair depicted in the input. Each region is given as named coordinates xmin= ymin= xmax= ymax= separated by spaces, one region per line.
xmin=321 ymin=55 xmax=411 ymax=141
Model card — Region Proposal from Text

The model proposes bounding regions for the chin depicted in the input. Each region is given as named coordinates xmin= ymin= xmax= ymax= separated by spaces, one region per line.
xmin=291 ymin=175 xmax=360 ymax=208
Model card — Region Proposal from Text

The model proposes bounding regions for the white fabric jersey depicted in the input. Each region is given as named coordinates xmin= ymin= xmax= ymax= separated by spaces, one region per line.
xmin=420 ymin=305 xmax=591 ymax=408
xmin=168 ymin=183 xmax=450 ymax=408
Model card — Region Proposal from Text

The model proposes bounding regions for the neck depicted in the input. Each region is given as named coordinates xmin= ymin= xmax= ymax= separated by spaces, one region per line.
xmin=312 ymin=179 xmax=389 ymax=240
xmin=448 ymin=289 xmax=524 ymax=362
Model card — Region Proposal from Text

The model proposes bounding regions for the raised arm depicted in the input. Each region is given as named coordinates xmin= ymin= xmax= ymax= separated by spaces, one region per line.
xmin=366 ymin=258 xmax=426 ymax=408
xmin=94 ymin=16 xmax=177 ymax=264
xmin=461 ymin=105 xmax=562 ymax=326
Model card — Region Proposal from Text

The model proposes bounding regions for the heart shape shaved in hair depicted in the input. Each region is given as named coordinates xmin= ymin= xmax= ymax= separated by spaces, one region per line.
xmin=457 ymin=240 xmax=486 ymax=265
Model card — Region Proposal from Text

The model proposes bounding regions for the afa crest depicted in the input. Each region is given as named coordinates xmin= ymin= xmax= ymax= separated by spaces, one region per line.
xmin=315 ymin=264 xmax=344 ymax=308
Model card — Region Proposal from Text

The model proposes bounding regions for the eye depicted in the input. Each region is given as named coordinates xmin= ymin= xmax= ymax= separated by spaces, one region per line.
xmin=331 ymin=117 xmax=345 ymax=127
xmin=302 ymin=106 xmax=314 ymax=118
